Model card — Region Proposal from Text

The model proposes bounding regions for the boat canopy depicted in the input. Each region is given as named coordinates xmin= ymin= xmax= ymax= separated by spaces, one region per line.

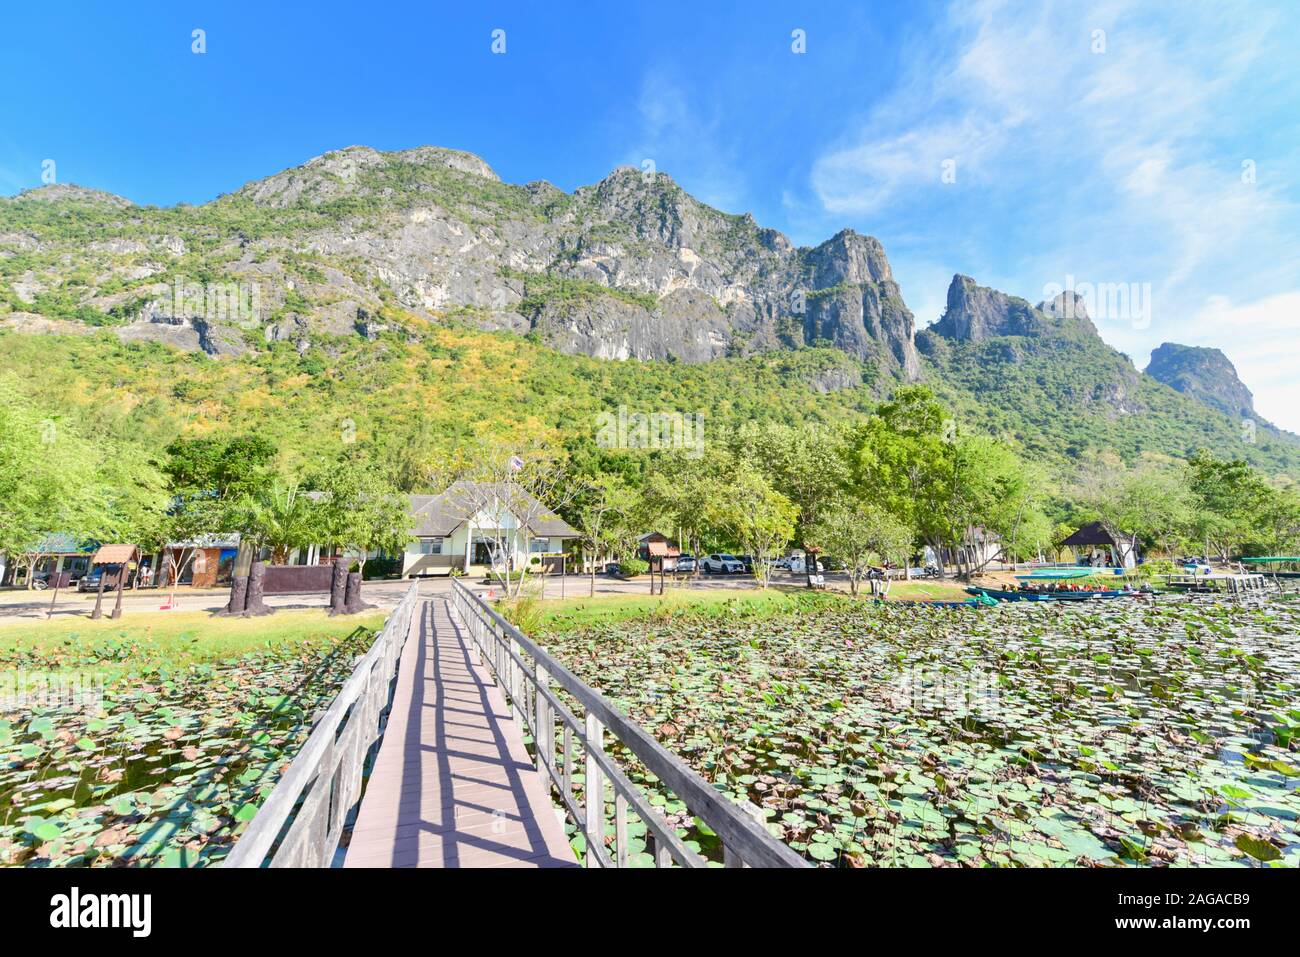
xmin=1015 ymin=568 xmax=1096 ymax=580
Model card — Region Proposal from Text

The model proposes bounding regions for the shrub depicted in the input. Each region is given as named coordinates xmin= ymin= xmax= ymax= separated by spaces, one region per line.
xmin=618 ymin=557 xmax=649 ymax=578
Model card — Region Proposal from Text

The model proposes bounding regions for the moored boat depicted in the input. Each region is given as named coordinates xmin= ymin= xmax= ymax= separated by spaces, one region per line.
xmin=965 ymin=586 xmax=1139 ymax=602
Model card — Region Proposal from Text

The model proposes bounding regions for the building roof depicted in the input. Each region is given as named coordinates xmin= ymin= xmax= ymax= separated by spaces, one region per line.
xmin=1059 ymin=521 xmax=1125 ymax=547
xmin=410 ymin=482 xmax=578 ymax=539
xmin=93 ymin=544 xmax=141 ymax=565
xmin=166 ymin=533 xmax=242 ymax=550
xmin=34 ymin=533 xmax=95 ymax=555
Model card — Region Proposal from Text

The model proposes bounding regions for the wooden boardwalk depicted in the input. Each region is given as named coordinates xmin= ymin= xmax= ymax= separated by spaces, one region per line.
xmin=343 ymin=598 xmax=578 ymax=868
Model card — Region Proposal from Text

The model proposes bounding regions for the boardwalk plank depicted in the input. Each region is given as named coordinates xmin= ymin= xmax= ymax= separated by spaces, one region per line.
xmin=343 ymin=599 xmax=578 ymax=868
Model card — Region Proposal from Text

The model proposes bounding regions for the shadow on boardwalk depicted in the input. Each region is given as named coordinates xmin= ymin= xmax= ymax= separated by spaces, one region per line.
xmin=343 ymin=599 xmax=577 ymax=868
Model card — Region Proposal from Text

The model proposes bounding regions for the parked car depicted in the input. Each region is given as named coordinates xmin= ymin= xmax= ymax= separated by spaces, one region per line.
xmin=603 ymin=562 xmax=622 ymax=576
xmin=772 ymin=556 xmax=791 ymax=570
xmin=736 ymin=555 xmax=755 ymax=573
xmin=77 ymin=564 xmax=133 ymax=592
xmin=675 ymin=554 xmax=697 ymax=573
xmin=789 ymin=556 xmax=824 ymax=575
xmin=702 ymin=553 xmax=744 ymax=574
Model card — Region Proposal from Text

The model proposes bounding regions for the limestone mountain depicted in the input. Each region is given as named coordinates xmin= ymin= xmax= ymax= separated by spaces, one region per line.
xmin=915 ymin=274 xmax=1295 ymax=471
xmin=1146 ymin=342 xmax=1256 ymax=421
xmin=0 ymin=145 xmax=919 ymax=379
xmin=1 ymin=144 xmax=1298 ymax=477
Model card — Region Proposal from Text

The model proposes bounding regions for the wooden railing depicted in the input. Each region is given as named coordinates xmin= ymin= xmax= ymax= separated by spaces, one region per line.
xmin=223 ymin=583 xmax=420 ymax=868
xmin=450 ymin=579 xmax=808 ymax=868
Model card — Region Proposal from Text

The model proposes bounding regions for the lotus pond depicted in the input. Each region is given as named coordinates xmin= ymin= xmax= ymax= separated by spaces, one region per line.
xmin=537 ymin=595 xmax=1300 ymax=867
xmin=0 ymin=612 xmax=383 ymax=867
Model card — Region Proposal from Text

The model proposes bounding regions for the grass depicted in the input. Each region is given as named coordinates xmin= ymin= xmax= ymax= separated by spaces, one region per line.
xmin=528 ymin=587 xmax=852 ymax=634
xmin=883 ymin=580 xmax=972 ymax=601
xmin=0 ymin=609 xmax=387 ymax=679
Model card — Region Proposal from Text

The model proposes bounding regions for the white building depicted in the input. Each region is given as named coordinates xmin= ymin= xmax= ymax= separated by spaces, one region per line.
xmin=403 ymin=482 xmax=578 ymax=578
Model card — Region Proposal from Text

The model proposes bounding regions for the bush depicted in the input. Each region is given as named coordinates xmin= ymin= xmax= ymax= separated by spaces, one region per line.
xmin=361 ymin=556 xmax=402 ymax=580
xmin=618 ymin=557 xmax=649 ymax=578
xmin=500 ymin=584 xmax=545 ymax=633
xmin=1134 ymin=558 xmax=1177 ymax=579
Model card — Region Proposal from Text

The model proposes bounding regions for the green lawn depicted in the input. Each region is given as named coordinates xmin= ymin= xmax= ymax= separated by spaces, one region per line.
xmin=526 ymin=587 xmax=853 ymax=634
xmin=0 ymin=609 xmax=387 ymax=679
xmin=884 ymin=580 xmax=972 ymax=601
xmin=523 ymin=579 xmax=980 ymax=634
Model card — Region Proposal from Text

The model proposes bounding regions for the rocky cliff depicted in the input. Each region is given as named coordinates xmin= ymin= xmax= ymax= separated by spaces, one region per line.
xmin=928 ymin=275 xmax=1046 ymax=341
xmin=1146 ymin=342 xmax=1255 ymax=420
xmin=0 ymin=145 xmax=919 ymax=381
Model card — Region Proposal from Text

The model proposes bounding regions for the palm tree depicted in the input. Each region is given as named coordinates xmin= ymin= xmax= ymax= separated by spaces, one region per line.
xmin=240 ymin=481 xmax=320 ymax=564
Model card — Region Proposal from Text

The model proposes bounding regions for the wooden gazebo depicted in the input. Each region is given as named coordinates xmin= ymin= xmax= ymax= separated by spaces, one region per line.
xmin=90 ymin=544 xmax=141 ymax=620
xmin=1058 ymin=522 xmax=1135 ymax=568
xmin=638 ymin=532 xmax=680 ymax=595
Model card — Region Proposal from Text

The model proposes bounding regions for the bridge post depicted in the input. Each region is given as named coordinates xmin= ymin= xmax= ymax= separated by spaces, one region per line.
xmin=509 ymin=638 xmax=523 ymax=719
xmin=535 ymin=663 xmax=552 ymax=774
xmin=723 ymin=802 xmax=768 ymax=868
xmin=584 ymin=712 xmax=605 ymax=867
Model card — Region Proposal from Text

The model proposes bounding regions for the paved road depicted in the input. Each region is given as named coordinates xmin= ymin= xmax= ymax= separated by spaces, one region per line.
xmin=0 ymin=579 xmax=439 ymax=621
xmin=0 ymin=568 xmax=862 ymax=622
xmin=0 ymin=572 xmax=804 ymax=622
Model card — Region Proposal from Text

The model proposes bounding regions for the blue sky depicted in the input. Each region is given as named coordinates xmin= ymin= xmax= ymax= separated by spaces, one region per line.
xmin=3 ymin=1 xmax=1298 ymax=430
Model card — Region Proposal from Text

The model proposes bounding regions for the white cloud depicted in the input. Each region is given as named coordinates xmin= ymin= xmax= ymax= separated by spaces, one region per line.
xmin=807 ymin=0 xmax=1300 ymax=425
xmin=1174 ymin=292 xmax=1300 ymax=434
xmin=628 ymin=70 xmax=747 ymax=213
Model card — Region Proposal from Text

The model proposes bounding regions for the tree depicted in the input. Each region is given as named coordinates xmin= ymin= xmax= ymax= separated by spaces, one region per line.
xmin=642 ymin=449 xmax=731 ymax=580
xmin=1253 ymin=487 xmax=1300 ymax=556
xmin=730 ymin=421 xmax=848 ymax=547
xmin=719 ymin=465 xmax=797 ymax=588
xmin=237 ymin=481 xmax=322 ymax=564
xmin=0 ymin=384 xmax=116 ymax=587
xmin=161 ymin=434 xmax=279 ymax=585
xmin=570 ymin=473 xmax=638 ymax=596
xmin=1077 ymin=455 xmax=1193 ymax=561
xmin=312 ymin=452 xmax=412 ymax=577
xmin=1185 ymin=450 xmax=1274 ymax=561
xmin=944 ymin=434 xmax=1046 ymax=576
xmin=808 ymin=497 xmax=913 ymax=595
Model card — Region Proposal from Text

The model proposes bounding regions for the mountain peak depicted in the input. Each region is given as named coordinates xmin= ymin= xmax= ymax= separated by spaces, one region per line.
xmin=929 ymin=275 xmax=1044 ymax=341
xmin=232 ymin=144 xmax=499 ymax=208
xmin=805 ymin=230 xmax=893 ymax=285
xmin=11 ymin=183 xmax=133 ymax=207
xmin=1146 ymin=342 xmax=1255 ymax=419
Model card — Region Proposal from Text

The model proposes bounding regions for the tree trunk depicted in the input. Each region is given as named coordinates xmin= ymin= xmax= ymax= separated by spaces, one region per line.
xmin=243 ymin=561 xmax=271 ymax=616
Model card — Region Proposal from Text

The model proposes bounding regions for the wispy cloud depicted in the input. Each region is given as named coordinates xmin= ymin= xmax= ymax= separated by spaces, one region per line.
xmin=806 ymin=0 xmax=1300 ymax=431
xmin=628 ymin=69 xmax=748 ymax=212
